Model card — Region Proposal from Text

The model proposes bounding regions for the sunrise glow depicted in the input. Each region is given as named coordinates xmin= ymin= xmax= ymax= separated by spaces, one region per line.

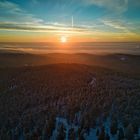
xmin=0 ymin=0 xmax=140 ymax=42
xmin=60 ymin=36 xmax=67 ymax=43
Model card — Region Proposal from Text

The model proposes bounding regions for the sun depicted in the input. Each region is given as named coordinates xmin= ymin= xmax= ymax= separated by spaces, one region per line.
xmin=60 ymin=36 xmax=67 ymax=43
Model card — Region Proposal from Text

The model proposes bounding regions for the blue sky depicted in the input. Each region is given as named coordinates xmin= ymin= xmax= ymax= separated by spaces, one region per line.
xmin=0 ymin=0 xmax=140 ymax=42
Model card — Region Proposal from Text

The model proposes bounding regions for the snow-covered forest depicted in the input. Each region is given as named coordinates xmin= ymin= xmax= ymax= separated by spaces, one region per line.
xmin=0 ymin=64 xmax=140 ymax=140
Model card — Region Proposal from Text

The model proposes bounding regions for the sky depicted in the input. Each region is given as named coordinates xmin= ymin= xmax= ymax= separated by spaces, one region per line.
xmin=0 ymin=0 xmax=140 ymax=42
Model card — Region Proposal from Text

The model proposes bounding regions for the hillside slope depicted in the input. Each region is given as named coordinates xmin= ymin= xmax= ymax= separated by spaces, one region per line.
xmin=0 ymin=64 xmax=140 ymax=139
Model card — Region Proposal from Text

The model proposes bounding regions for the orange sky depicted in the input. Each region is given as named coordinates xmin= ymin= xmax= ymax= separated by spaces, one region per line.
xmin=1 ymin=29 xmax=140 ymax=43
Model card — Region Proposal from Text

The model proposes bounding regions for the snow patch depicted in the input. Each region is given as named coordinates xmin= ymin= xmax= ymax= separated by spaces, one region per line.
xmin=120 ymin=57 xmax=126 ymax=61
xmin=89 ymin=77 xmax=96 ymax=87
xmin=51 ymin=117 xmax=79 ymax=140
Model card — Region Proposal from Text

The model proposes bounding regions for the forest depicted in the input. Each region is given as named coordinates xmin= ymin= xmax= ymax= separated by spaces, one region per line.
xmin=0 ymin=63 xmax=140 ymax=140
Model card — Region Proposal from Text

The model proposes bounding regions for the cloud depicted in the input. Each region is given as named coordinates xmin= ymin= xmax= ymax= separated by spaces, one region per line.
xmin=0 ymin=22 xmax=89 ymax=34
xmin=0 ymin=0 xmax=22 ymax=12
xmin=101 ymin=18 xmax=140 ymax=37
xmin=0 ymin=1 xmax=90 ymax=34
xmin=102 ymin=19 xmax=127 ymax=30
xmin=30 ymin=0 xmax=128 ymax=14
xmin=83 ymin=0 xmax=128 ymax=14
xmin=0 ymin=0 xmax=43 ymax=24
xmin=0 ymin=0 xmax=139 ymax=41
